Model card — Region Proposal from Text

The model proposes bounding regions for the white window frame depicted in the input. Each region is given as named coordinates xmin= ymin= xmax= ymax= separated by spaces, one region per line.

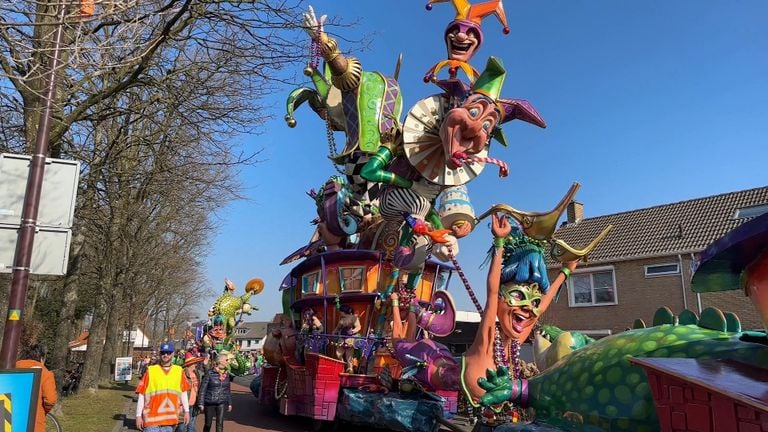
xmin=568 ymin=266 xmax=618 ymax=307
xmin=644 ymin=263 xmax=680 ymax=278
xmin=338 ymin=266 xmax=366 ymax=293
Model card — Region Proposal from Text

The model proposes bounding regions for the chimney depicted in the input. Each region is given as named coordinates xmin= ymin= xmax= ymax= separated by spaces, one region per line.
xmin=567 ymin=201 xmax=584 ymax=224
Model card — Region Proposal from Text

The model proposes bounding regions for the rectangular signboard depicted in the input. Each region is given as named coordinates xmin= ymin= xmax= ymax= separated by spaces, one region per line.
xmin=0 ymin=368 xmax=41 ymax=432
xmin=115 ymin=357 xmax=133 ymax=382
xmin=0 ymin=225 xmax=71 ymax=275
xmin=0 ymin=153 xmax=80 ymax=228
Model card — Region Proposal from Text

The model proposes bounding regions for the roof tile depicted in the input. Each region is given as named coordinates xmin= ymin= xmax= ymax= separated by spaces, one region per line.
xmin=550 ymin=186 xmax=768 ymax=265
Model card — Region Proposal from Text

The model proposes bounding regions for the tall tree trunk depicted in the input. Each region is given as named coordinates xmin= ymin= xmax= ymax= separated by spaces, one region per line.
xmin=49 ymin=235 xmax=85 ymax=382
xmin=98 ymin=303 xmax=119 ymax=383
xmin=80 ymin=296 xmax=107 ymax=390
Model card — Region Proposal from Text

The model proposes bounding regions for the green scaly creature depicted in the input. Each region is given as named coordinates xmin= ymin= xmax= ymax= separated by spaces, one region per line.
xmin=480 ymin=306 xmax=768 ymax=431
xmin=212 ymin=278 xmax=262 ymax=346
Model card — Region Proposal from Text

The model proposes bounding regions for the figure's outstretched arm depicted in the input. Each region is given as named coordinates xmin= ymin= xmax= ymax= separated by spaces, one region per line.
xmin=302 ymin=6 xmax=362 ymax=92
xmin=390 ymin=293 xmax=405 ymax=340
xmin=466 ymin=214 xmax=510 ymax=357
xmin=360 ymin=146 xmax=413 ymax=188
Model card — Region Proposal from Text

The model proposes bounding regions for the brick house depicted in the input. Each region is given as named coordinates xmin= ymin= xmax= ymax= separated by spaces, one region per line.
xmin=544 ymin=186 xmax=768 ymax=336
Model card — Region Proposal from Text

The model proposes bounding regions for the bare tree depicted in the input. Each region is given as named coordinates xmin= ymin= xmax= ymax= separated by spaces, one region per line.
xmin=0 ymin=0 xmax=364 ymax=388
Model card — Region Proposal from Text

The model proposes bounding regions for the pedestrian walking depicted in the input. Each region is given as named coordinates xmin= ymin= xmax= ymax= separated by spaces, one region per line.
xmin=135 ymin=342 xmax=191 ymax=431
xmin=176 ymin=353 xmax=204 ymax=432
xmin=197 ymin=356 xmax=232 ymax=432
xmin=16 ymin=344 xmax=57 ymax=432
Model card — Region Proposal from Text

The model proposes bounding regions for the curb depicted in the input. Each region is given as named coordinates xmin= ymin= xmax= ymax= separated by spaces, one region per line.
xmin=111 ymin=399 xmax=134 ymax=432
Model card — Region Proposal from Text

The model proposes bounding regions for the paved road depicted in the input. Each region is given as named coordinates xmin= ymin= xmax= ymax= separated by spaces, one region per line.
xmin=123 ymin=375 xmax=314 ymax=432
xmin=123 ymin=375 xmax=469 ymax=432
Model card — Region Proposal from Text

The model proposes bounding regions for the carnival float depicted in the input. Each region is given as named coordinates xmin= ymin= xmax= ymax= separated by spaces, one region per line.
xmin=199 ymin=277 xmax=264 ymax=375
xmin=253 ymin=2 xmax=768 ymax=432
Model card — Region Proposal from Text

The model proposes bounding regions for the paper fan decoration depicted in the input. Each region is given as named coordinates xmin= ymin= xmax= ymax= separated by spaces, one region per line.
xmin=402 ymin=94 xmax=486 ymax=186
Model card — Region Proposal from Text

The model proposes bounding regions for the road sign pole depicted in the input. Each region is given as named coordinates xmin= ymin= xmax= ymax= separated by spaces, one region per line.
xmin=0 ymin=2 xmax=68 ymax=369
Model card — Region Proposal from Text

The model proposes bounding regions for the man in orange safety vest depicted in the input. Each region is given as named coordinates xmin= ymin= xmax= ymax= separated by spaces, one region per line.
xmin=135 ymin=342 xmax=191 ymax=431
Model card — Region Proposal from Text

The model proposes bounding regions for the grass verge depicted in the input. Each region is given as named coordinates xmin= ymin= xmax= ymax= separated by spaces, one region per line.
xmin=55 ymin=380 xmax=136 ymax=432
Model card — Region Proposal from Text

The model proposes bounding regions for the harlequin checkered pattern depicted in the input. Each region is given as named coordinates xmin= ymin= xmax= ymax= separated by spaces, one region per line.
xmin=344 ymin=153 xmax=380 ymax=209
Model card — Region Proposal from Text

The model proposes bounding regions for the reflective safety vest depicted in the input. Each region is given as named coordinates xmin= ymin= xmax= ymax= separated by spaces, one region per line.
xmin=141 ymin=364 xmax=184 ymax=427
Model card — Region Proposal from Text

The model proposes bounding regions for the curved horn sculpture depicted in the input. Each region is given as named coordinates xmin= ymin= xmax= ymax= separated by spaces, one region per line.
xmin=475 ymin=182 xmax=581 ymax=240
xmin=550 ymin=225 xmax=613 ymax=263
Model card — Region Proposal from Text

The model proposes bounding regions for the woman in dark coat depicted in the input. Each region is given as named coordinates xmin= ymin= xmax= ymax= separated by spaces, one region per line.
xmin=197 ymin=356 xmax=233 ymax=432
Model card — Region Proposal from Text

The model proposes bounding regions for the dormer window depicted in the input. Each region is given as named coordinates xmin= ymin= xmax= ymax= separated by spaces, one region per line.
xmin=734 ymin=204 xmax=768 ymax=219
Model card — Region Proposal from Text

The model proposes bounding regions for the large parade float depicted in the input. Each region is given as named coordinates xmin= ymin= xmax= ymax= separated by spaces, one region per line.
xmin=249 ymin=2 xmax=768 ymax=431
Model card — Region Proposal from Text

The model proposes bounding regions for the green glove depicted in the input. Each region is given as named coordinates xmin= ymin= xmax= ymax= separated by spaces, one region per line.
xmin=478 ymin=365 xmax=513 ymax=407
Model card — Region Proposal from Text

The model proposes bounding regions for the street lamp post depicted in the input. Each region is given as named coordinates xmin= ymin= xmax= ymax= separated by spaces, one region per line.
xmin=0 ymin=2 xmax=69 ymax=369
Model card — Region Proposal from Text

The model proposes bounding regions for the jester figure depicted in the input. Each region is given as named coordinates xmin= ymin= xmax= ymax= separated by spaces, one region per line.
xmin=286 ymin=6 xmax=404 ymax=238
xmin=461 ymin=208 xmax=610 ymax=409
xmin=424 ymin=0 xmax=511 ymax=82
xmin=364 ymin=55 xmax=547 ymax=292
xmin=292 ymin=7 xmax=545 ymax=291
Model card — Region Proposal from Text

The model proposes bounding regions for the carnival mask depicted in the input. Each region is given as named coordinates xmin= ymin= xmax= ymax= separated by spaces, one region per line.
xmin=499 ymin=282 xmax=543 ymax=316
xmin=497 ymin=282 xmax=543 ymax=340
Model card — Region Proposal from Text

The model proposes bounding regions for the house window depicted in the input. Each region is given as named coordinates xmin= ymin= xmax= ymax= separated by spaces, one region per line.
xmin=339 ymin=266 xmax=366 ymax=292
xmin=734 ymin=204 xmax=768 ymax=219
xmin=302 ymin=271 xmax=320 ymax=294
xmin=645 ymin=263 xmax=680 ymax=277
xmin=569 ymin=268 xmax=617 ymax=307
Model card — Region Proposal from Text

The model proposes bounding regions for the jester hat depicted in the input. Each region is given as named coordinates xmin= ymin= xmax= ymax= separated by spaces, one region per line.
xmin=426 ymin=0 xmax=511 ymax=48
xmin=435 ymin=56 xmax=546 ymax=146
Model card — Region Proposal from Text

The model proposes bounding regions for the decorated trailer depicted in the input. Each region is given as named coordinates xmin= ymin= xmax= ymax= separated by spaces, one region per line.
xmin=256 ymin=1 xmax=768 ymax=430
xmin=260 ymin=249 xmax=461 ymax=432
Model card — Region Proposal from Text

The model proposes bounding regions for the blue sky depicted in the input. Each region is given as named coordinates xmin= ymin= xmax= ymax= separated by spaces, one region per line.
xmin=198 ymin=0 xmax=768 ymax=320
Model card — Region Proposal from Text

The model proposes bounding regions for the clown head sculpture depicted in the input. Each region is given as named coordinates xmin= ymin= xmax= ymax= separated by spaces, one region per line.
xmin=424 ymin=0 xmax=510 ymax=81
xmin=427 ymin=0 xmax=509 ymax=61
xmin=436 ymin=57 xmax=547 ymax=172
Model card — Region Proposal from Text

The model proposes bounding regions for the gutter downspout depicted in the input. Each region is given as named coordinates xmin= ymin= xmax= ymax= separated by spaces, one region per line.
xmin=678 ymin=254 xmax=688 ymax=310
xmin=691 ymin=253 xmax=702 ymax=313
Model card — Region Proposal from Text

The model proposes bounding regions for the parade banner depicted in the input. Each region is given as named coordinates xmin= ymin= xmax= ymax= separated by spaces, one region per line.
xmin=114 ymin=357 xmax=132 ymax=382
xmin=0 ymin=368 xmax=41 ymax=432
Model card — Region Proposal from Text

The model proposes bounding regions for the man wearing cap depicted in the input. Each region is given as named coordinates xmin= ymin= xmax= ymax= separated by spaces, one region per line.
xmin=135 ymin=342 xmax=191 ymax=431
